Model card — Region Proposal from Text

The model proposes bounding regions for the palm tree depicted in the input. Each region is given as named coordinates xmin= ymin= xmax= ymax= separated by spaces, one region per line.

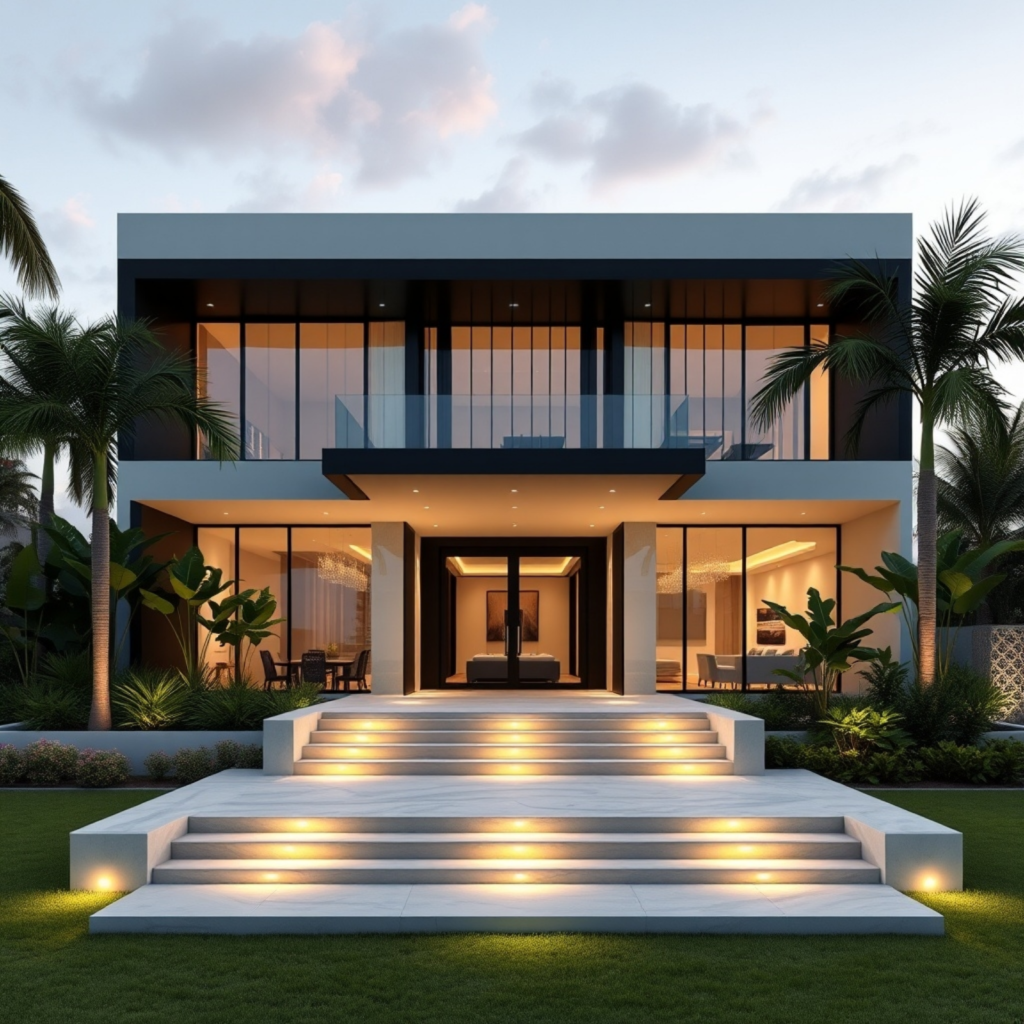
xmin=0 ymin=458 xmax=37 ymax=537
xmin=0 ymin=174 xmax=59 ymax=299
xmin=0 ymin=299 xmax=95 ymax=568
xmin=0 ymin=315 xmax=238 ymax=728
xmin=751 ymin=200 xmax=1024 ymax=685
xmin=937 ymin=401 xmax=1024 ymax=549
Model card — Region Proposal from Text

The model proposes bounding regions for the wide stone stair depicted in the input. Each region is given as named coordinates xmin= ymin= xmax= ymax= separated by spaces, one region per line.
xmin=293 ymin=710 xmax=734 ymax=776
xmin=152 ymin=814 xmax=881 ymax=886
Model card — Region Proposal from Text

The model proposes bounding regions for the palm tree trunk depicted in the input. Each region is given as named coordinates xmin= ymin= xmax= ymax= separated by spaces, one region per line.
xmin=36 ymin=441 xmax=54 ymax=570
xmin=918 ymin=409 xmax=938 ymax=686
xmin=88 ymin=451 xmax=111 ymax=730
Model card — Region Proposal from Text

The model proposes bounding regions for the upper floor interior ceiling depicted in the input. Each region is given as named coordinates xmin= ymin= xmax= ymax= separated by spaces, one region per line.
xmin=130 ymin=275 xmax=887 ymax=323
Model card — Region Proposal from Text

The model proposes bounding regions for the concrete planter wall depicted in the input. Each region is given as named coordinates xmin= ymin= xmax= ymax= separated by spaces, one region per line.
xmin=0 ymin=727 xmax=262 ymax=773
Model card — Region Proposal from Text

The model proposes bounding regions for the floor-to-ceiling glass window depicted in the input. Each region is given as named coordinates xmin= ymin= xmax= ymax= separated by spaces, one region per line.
xmin=657 ymin=524 xmax=840 ymax=690
xmin=655 ymin=526 xmax=684 ymax=691
xmin=744 ymin=526 xmax=837 ymax=690
xmin=367 ymin=321 xmax=405 ymax=448
xmin=686 ymin=528 xmax=743 ymax=689
xmin=195 ymin=527 xmax=237 ymax=683
xmin=299 ymin=323 xmax=365 ymax=455
xmin=291 ymin=527 xmax=372 ymax=675
xmin=237 ymin=528 xmax=289 ymax=679
xmin=196 ymin=324 xmax=241 ymax=458
xmin=244 ymin=324 xmax=296 ymax=459
xmin=745 ymin=326 xmax=806 ymax=460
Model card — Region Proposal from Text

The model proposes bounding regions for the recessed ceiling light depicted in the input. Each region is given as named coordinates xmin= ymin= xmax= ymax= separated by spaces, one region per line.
xmin=379 ymin=302 xmax=385 ymax=308
xmin=510 ymin=302 xmax=519 ymax=308
xmin=424 ymin=506 xmax=430 ymax=509
xmin=599 ymin=506 xmax=605 ymax=509
xmin=801 ymin=512 xmax=806 ymax=516
xmin=816 ymin=303 xmax=825 ymax=308
xmin=205 ymin=302 xmax=215 ymax=308
xmin=511 ymin=488 xmax=518 ymax=493
xmin=223 ymin=512 xmax=229 ymax=516
xmin=701 ymin=512 xmax=706 ymax=516
xmin=323 ymin=512 xmax=329 ymax=516
xmin=609 ymin=489 xmax=616 ymax=493
xmin=512 ymin=524 xmax=517 ymax=527
xmin=413 ymin=489 xmax=419 ymax=493
xmin=512 ymin=506 xmax=518 ymax=509
xmin=644 ymin=302 xmax=651 ymax=308
xmin=589 ymin=524 xmax=595 ymax=528
xmin=433 ymin=524 xmax=438 ymax=528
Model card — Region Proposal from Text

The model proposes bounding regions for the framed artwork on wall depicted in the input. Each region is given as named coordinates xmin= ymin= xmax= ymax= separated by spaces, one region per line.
xmin=756 ymin=606 xmax=786 ymax=646
xmin=486 ymin=591 xmax=540 ymax=642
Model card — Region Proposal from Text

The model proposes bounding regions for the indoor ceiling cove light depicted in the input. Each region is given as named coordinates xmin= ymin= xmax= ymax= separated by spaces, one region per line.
xmin=317 ymin=552 xmax=370 ymax=590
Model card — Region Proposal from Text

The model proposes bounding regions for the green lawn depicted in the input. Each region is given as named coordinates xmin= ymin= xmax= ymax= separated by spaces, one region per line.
xmin=1 ymin=790 xmax=1022 ymax=1024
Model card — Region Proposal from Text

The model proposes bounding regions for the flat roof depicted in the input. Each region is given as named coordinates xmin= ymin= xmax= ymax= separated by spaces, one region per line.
xmin=118 ymin=212 xmax=912 ymax=263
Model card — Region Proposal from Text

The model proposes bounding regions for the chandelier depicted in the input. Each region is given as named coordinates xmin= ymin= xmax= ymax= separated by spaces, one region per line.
xmin=317 ymin=552 xmax=370 ymax=591
xmin=656 ymin=565 xmax=684 ymax=594
xmin=687 ymin=533 xmax=731 ymax=588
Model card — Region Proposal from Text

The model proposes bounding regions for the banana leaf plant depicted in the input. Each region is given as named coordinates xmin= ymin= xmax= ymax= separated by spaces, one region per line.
xmin=762 ymin=588 xmax=901 ymax=716
xmin=139 ymin=546 xmax=234 ymax=687
xmin=0 ymin=515 xmax=169 ymax=683
xmin=199 ymin=587 xmax=285 ymax=685
xmin=839 ymin=530 xmax=1024 ymax=680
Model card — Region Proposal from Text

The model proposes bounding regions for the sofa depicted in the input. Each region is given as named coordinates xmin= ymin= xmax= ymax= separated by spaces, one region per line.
xmin=466 ymin=654 xmax=561 ymax=683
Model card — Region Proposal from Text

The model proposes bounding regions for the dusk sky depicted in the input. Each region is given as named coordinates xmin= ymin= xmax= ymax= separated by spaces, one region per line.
xmin=3 ymin=0 xmax=1024 ymax=527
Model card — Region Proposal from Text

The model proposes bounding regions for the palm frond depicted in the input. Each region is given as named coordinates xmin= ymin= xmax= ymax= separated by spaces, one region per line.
xmin=0 ymin=177 xmax=60 ymax=300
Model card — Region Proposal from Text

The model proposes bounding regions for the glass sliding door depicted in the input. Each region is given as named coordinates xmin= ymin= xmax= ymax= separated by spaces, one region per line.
xmin=655 ymin=527 xmax=684 ymax=691
xmin=685 ymin=528 xmax=743 ymax=690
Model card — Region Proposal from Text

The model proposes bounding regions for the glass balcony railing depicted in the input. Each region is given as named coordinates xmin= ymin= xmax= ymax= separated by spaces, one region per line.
xmin=331 ymin=394 xmax=764 ymax=456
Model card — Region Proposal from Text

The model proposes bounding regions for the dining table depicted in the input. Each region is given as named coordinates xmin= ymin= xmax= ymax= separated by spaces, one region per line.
xmin=275 ymin=658 xmax=356 ymax=691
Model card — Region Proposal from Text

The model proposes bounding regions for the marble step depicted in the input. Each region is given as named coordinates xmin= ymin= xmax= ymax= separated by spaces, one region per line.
xmin=309 ymin=729 xmax=718 ymax=744
xmin=90 ymin=882 xmax=945 ymax=936
xmin=300 ymin=742 xmax=728 ymax=761
xmin=151 ymin=857 xmax=882 ymax=885
xmin=169 ymin=832 xmax=863 ymax=861
xmin=292 ymin=757 xmax=735 ymax=776
xmin=185 ymin=815 xmax=849 ymax=835
xmin=315 ymin=714 xmax=711 ymax=730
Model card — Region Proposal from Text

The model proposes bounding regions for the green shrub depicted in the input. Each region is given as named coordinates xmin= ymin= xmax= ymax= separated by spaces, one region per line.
xmin=172 ymin=746 xmax=217 ymax=785
xmin=185 ymin=682 xmax=270 ymax=730
xmin=214 ymin=739 xmax=262 ymax=771
xmin=75 ymin=749 xmax=130 ymax=787
xmin=0 ymin=684 xmax=23 ymax=725
xmin=898 ymin=665 xmax=1007 ymax=746
xmin=20 ymin=686 xmax=89 ymax=730
xmin=860 ymin=648 xmax=909 ymax=708
xmin=266 ymin=681 xmax=324 ymax=716
xmin=703 ymin=690 xmax=813 ymax=731
xmin=143 ymin=750 xmax=174 ymax=781
xmin=235 ymin=742 xmax=263 ymax=769
xmin=917 ymin=739 xmax=1024 ymax=785
xmin=23 ymin=739 xmax=79 ymax=785
xmin=819 ymin=706 xmax=913 ymax=754
xmin=113 ymin=669 xmax=189 ymax=730
xmin=38 ymin=651 xmax=92 ymax=693
xmin=0 ymin=743 xmax=26 ymax=784
xmin=766 ymin=738 xmax=923 ymax=785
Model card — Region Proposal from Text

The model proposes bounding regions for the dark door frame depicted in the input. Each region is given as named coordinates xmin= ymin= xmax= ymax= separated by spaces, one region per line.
xmin=420 ymin=536 xmax=607 ymax=690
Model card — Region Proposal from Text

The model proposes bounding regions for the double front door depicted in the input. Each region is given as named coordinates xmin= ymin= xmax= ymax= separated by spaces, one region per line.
xmin=421 ymin=539 xmax=606 ymax=689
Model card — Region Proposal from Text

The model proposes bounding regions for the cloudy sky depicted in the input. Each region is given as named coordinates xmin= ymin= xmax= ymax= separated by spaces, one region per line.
xmin=3 ymin=0 xmax=1024 ymax=526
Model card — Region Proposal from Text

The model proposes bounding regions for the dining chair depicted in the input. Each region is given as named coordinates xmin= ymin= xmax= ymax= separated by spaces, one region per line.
xmin=301 ymin=650 xmax=328 ymax=689
xmin=260 ymin=649 xmax=292 ymax=691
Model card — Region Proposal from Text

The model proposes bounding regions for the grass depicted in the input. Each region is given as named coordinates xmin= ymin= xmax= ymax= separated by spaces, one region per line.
xmin=1 ymin=791 xmax=1022 ymax=1024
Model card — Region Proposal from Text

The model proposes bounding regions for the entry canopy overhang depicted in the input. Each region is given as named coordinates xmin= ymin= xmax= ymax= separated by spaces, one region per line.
xmin=322 ymin=448 xmax=705 ymax=502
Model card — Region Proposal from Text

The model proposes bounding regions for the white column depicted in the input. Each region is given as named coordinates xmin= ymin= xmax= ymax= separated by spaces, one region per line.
xmin=370 ymin=522 xmax=407 ymax=695
xmin=622 ymin=522 xmax=657 ymax=695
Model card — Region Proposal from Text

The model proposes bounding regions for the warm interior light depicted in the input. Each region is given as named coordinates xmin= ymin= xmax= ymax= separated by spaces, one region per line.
xmin=756 ymin=872 xmax=771 ymax=881
xmin=295 ymin=820 xmax=308 ymax=829
xmin=96 ymin=876 xmax=113 ymax=891
xmin=264 ymin=873 xmax=279 ymax=881
xmin=349 ymin=544 xmax=372 ymax=562
xmin=513 ymin=820 xmax=527 ymax=828
xmin=726 ymin=540 xmax=816 ymax=574
xmin=514 ymin=872 xmax=528 ymax=881
xmin=922 ymin=876 xmax=938 ymax=890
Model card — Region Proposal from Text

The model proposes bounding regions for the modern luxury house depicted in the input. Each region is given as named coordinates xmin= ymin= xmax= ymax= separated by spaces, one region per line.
xmin=117 ymin=212 xmax=913 ymax=696
xmin=72 ymin=212 xmax=965 ymax=936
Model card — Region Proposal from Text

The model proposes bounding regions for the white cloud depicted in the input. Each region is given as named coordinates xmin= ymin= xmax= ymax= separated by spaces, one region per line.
xmin=74 ymin=10 xmax=496 ymax=186
xmin=38 ymin=195 xmax=97 ymax=256
xmin=454 ymin=157 xmax=535 ymax=212
xmin=228 ymin=169 xmax=344 ymax=213
xmin=776 ymin=156 xmax=916 ymax=212
xmin=515 ymin=81 xmax=759 ymax=189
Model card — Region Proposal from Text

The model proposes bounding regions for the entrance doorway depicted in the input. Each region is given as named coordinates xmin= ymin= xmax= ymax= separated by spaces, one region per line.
xmin=420 ymin=538 xmax=607 ymax=690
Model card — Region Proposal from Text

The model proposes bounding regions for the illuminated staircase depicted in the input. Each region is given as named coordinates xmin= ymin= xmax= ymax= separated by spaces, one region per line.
xmin=293 ymin=710 xmax=734 ymax=776
xmin=151 ymin=814 xmax=881 ymax=885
